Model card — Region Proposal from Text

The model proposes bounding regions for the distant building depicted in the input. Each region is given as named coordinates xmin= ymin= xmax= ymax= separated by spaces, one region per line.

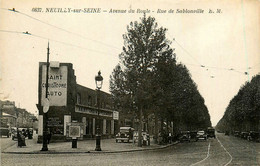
xmin=0 ymin=100 xmax=36 ymax=128
xmin=1 ymin=112 xmax=16 ymax=128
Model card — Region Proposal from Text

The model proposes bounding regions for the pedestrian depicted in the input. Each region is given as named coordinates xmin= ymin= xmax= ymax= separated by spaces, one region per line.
xmin=158 ymin=131 xmax=162 ymax=145
xmin=22 ymin=129 xmax=27 ymax=138
xmin=47 ymin=128 xmax=52 ymax=144
xmin=18 ymin=131 xmax=26 ymax=147
xmin=17 ymin=131 xmax=23 ymax=147
xmin=21 ymin=132 xmax=26 ymax=146
xmin=168 ymin=132 xmax=172 ymax=144
xmin=28 ymin=129 xmax=33 ymax=139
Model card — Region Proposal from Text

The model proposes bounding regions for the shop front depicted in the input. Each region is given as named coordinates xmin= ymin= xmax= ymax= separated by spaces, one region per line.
xmin=73 ymin=104 xmax=116 ymax=139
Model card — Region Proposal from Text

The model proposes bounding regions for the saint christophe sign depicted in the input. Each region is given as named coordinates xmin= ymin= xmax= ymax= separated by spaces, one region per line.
xmin=41 ymin=61 xmax=67 ymax=106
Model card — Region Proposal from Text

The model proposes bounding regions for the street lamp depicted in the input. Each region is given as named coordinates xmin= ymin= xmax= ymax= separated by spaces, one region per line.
xmin=95 ymin=71 xmax=103 ymax=151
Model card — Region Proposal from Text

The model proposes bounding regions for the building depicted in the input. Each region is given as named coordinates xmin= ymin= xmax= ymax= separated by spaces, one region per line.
xmin=0 ymin=100 xmax=16 ymax=128
xmin=16 ymin=108 xmax=36 ymax=128
xmin=37 ymin=62 xmax=119 ymax=142
xmin=0 ymin=100 xmax=36 ymax=128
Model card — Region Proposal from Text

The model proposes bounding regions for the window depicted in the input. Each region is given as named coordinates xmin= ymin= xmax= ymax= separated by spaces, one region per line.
xmin=77 ymin=93 xmax=81 ymax=104
xmin=88 ymin=96 xmax=92 ymax=106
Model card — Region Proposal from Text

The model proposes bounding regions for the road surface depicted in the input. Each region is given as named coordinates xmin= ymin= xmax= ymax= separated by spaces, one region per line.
xmin=1 ymin=133 xmax=259 ymax=166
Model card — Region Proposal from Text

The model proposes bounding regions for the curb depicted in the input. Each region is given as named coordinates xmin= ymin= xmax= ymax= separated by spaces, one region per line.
xmin=2 ymin=142 xmax=178 ymax=154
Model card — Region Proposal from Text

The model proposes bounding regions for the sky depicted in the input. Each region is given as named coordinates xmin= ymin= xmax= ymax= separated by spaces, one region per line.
xmin=0 ymin=0 xmax=259 ymax=126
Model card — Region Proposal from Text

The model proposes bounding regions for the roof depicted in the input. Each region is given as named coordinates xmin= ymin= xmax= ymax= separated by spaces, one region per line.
xmin=2 ymin=112 xmax=16 ymax=118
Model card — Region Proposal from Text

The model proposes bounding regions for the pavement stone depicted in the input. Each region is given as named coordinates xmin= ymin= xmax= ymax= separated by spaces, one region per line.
xmin=2 ymin=137 xmax=177 ymax=154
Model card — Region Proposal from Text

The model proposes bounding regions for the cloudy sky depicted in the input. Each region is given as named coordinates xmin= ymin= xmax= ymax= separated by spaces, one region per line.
xmin=0 ymin=0 xmax=259 ymax=126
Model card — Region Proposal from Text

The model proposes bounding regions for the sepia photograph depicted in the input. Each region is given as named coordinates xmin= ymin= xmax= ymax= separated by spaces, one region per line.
xmin=0 ymin=0 xmax=259 ymax=165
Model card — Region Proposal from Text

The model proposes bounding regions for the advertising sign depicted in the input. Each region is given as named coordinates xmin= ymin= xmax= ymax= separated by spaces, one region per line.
xmin=66 ymin=122 xmax=83 ymax=139
xmin=69 ymin=126 xmax=81 ymax=139
xmin=113 ymin=111 xmax=119 ymax=120
xmin=41 ymin=64 xmax=68 ymax=106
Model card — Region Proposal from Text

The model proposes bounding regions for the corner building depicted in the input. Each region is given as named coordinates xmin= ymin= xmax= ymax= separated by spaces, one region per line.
xmin=37 ymin=62 xmax=119 ymax=142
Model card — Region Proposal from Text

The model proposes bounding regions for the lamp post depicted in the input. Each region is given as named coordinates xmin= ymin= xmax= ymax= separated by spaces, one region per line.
xmin=95 ymin=71 xmax=103 ymax=151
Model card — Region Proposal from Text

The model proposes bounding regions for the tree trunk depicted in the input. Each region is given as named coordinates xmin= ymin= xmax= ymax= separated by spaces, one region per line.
xmin=138 ymin=106 xmax=143 ymax=147
xmin=154 ymin=111 xmax=158 ymax=144
xmin=160 ymin=117 xmax=164 ymax=133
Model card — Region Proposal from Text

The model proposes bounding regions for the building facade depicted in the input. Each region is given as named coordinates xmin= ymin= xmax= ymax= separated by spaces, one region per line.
xmin=0 ymin=100 xmax=36 ymax=128
xmin=37 ymin=62 xmax=119 ymax=142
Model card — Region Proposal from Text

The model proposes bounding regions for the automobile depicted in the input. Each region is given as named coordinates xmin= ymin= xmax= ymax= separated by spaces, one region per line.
xmin=240 ymin=132 xmax=249 ymax=140
xmin=225 ymin=131 xmax=230 ymax=136
xmin=179 ymin=131 xmax=191 ymax=142
xmin=234 ymin=131 xmax=241 ymax=137
xmin=0 ymin=127 xmax=10 ymax=138
xmin=115 ymin=127 xmax=134 ymax=143
xmin=11 ymin=127 xmax=19 ymax=140
xmin=196 ymin=130 xmax=207 ymax=141
xmin=247 ymin=131 xmax=260 ymax=142
xmin=207 ymin=127 xmax=216 ymax=138
xmin=11 ymin=128 xmax=25 ymax=140
xmin=190 ymin=131 xmax=198 ymax=140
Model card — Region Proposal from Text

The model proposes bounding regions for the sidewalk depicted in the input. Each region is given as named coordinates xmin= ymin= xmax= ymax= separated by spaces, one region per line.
xmin=2 ymin=137 xmax=177 ymax=154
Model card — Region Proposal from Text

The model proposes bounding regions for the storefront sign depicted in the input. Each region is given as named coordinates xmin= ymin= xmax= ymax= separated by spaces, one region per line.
xmin=75 ymin=105 xmax=113 ymax=118
xmin=47 ymin=117 xmax=63 ymax=127
xmin=113 ymin=111 xmax=119 ymax=120
xmin=41 ymin=64 xmax=67 ymax=106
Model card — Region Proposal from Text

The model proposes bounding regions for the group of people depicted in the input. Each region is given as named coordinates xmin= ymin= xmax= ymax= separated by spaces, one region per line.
xmin=158 ymin=131 xmax=174 ymax=145
xmin=17 ymin=129 xmax=28 ymax=147
xmin=17 ymin=128 xmax=52 ymax=147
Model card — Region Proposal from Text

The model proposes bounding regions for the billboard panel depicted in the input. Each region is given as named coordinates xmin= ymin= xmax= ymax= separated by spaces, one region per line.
xmin=41 ymin=65 xmax=68 ymax=106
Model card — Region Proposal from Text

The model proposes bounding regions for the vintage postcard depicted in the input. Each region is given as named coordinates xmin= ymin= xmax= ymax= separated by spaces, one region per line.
xmin=0 ymin=0 xmax=259 ymax=165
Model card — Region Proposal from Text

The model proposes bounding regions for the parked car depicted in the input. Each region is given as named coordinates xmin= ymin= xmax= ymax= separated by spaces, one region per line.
xmin=190 ymin=131 xmax=198 ymax=140
xmin=11 ymin=128 xmax=19 ymax=140
xmin=240 ymin=132 xmax=249 ymax=140
xmin=225 ymin=131 xmax=230 ymax=136
xmin=116 ymin=127 xmax=134 ymax=143
xmin=234 ymin=131 xmax=241 ymax=137
xmin=207 ymin=127 xmax=216 ymax=138
xmin=0 ymin=127 xmax=10 ymax=138
xmin=179 ymin=131 xmax=191 ymax=142
xmin=247 ymin=131 xmax=260 ymax=142
xmin=11 ymin=128 xmax=25 ymax=140
xmin=196 ymin=130 xmax=207 ymax=141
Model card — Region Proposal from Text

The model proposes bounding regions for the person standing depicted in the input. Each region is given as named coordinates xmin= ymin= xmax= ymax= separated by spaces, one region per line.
xmin=47 ymin=128 xmax=52 ymax=144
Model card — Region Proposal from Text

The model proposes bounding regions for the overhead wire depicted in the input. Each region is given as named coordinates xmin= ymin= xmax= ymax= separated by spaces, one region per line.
xmin=0 ymin=30 xmax=116 ymax=56
xmin=2 ymin=8 xmax=121 ymax=51
xmin=1 ymin=9 xmax=258 ymax=77
xmin=173 ymin=38 xmax=202 ymax=66
xmin=155 ymin=19 xmax=254 ymax=78
xmin=241 ymin=0 xmax=250 ymax=81
xmin=161 ymin=22 xmax=251 ymax=77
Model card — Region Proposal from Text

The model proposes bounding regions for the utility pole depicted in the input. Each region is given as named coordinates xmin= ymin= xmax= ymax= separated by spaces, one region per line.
xmin=41 ymin=42 xmax=50 ymax=151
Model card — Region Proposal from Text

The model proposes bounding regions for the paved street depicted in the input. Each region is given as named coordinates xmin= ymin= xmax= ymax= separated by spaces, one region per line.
xmin=1 ymin=133 xmax=260 ymax=166
xmin=0 ymin=137 xmax=16 ymax=152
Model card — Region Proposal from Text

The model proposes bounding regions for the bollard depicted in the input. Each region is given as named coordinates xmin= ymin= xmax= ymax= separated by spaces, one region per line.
xmin=72 ymin=139 xmax=77 ymax=148
xmin=95 ymin=135 xmax=101 ymax=151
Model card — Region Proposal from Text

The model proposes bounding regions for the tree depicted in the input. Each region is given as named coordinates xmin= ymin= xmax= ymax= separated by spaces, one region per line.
xmin=216 ymin=74 xmax=260 ymax=132
xmin=110 ymin=15 xmax=212 ymax=146
xmin=110 ymin=15 xmax=174 ymax=146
